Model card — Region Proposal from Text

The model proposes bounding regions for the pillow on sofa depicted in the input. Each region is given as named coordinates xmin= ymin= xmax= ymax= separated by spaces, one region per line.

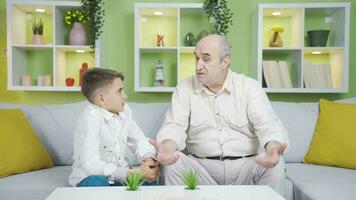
xmin=303 ymin=99 xmax=356 ymax=169
xmin=0 ymin=109 xmax=53 ymax=178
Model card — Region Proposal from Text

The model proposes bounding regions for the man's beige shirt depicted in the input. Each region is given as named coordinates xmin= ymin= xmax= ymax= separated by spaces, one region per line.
xmin=157 ymin=69 xmax=289 ymax=157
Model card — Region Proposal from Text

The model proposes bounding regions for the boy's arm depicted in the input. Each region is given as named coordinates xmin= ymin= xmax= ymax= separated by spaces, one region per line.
xmin=125 ymin=105 xmax=156 ymax=161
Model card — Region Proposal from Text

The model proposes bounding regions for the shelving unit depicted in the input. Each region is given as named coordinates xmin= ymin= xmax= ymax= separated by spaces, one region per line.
xmin=256 ymin=3 xmax=350 ymax=93
xmin=134 ymin=3 xmax=214 ymax=92
xmin=7 ymin=0 xmax=101 ymax=91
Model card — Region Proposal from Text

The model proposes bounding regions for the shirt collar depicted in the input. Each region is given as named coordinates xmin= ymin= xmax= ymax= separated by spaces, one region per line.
xmin=89 ymin=102 xmax=126 ymax=121
xmin=193 ymin=69 xmax=233 ymax=95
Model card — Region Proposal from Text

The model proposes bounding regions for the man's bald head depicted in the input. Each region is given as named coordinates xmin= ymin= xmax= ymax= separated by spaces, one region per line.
xmin=196 ymin=34 xmax=231 ymax=62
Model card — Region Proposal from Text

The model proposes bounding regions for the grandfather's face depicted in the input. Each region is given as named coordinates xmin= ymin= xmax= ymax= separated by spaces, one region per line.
xmin=194 ymin=37 xmax=228 ymax=87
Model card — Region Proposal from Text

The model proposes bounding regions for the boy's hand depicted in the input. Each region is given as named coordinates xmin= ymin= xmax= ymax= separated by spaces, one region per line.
xmin=130 ymin=158 xmax=160 ymax=182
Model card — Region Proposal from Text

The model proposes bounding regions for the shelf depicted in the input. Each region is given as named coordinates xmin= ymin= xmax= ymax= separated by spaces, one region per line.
xmin=7 ymin=0 xmax=100 ymax=91
xmin=11 ymin=47 xmax=53 ymax=87
xmin=135 ymin=3 xmax=206 ymax=92
xmin=139 ymin=50 xmax=177 ymax=88
xmin=179 ymin=8 xmax=214 ymax=46
xmin=139 ymin=7 xmax=178 ymax=48
xmin=55 ymin=47 xmax=94 ymax=87
xmin=257 ymin=3 xmax=350 ymax=93
xmin=262 ymin=8 xmax=303 ymax=48
xmin=11 ymin=4 xmax=53 ymax=45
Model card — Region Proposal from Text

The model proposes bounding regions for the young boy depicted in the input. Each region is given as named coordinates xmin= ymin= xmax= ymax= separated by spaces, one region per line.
xmin=69 ymin=68 xmax=159 ymax=187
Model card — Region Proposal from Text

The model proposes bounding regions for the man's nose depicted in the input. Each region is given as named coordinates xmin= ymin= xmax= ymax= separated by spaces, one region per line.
xmin=196 ymin=60 xmax=204 ymax=71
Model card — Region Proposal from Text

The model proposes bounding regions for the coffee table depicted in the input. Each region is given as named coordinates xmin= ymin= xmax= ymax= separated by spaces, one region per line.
xmin=46 ymin=185 xmax=285 ymax=200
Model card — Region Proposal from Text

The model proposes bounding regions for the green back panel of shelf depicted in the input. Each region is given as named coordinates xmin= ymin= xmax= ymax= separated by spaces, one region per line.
xmin=263 ymin=51 xmax=300 ymax=87
xmin=140 ymin=16 xmax=177 ymax=47
xmin=140 ymin=51 xmax=177 ymax=87
xmin=64 ymin=52 xmax=94 ymax=86
xmin=179 ymin=52 xmax=195 ymax=82
xmin=180 ymin=12 xmax=215 ymax=46
xmin=304 ymin=16 xmax=331 ymax=46
xmin=304 ymin=53 xmax=330 ymax=64
xmin=263 ymin=16 xmax=292 ymax=48
xmin=26 ymin=13 xmax=53 ymax=45
xmin=27 ymin=49 xmax=52 ymax=85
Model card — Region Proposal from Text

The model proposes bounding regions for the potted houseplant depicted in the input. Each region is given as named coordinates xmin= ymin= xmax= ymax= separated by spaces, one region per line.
xmin=81 ymin=0 xmax=105 ymax=47
xmin=183 ymin=170 xmax=200 ymax=200
xmin=203 ymin=0 xmax=233 ymax=36
xmin=32 ymin=18 xmax=44 ymax=45
xmin=65 ymin=10 xmax=88 ymax=45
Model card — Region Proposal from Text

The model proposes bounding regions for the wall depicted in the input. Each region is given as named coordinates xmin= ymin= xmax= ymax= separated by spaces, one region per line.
xmin=0 ymin=0 xmax=355 ymax=104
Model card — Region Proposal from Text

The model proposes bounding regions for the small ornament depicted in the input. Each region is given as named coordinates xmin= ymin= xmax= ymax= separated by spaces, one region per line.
xmin=154 ymin=59 xmax=165 ymax=87
xmin=185 ymin=32 xmax=195 ymax=46
xmin=79 ymin=62 xmax=88 ymax=86
xmin=156 ymin=34 xmax=165 ymax=47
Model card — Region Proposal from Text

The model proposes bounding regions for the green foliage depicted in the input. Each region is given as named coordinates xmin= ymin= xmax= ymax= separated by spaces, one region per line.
xmin=125 ymin=173 xmax=143 ymax=191
xmin=81 ymin=0 xmax=105 ymax=45
xmin=183 ymin=170 xmax=198 ymax=190
xmin=64 ymin=10 xmax=88 ymax=25
xmin=203 ymin=0 xmax=233 ymax=36
xmin=32 ymin=18 xmax=44 ymax=35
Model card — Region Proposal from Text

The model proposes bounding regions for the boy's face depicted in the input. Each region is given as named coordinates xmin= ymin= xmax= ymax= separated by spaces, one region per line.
xmin=100 ymin=77 xmax=127 ymax=114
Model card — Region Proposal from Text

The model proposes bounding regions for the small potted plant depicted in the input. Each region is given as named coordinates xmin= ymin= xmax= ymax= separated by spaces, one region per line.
xmin=124 ymin=173 xmax=143 ymax=191
xmin=269 ymin=25 xmax=284 ymax=47
xmin=183 ymin=170 xmax=198 ymax=190
xmin=32 ymin=18 xmax=44 ymax=45
xmin=64 ymin=10 xmax=88 ymax=45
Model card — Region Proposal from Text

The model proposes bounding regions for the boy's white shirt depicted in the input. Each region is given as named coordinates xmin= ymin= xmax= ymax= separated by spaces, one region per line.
xmin=69 ymin=102 xmax=156 ymax=186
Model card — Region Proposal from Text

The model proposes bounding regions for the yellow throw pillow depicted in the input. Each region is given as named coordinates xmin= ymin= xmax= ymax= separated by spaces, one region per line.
xmin=304 ymin=99 xmax=356 ymax=169
xmin=0 ymin=109 xmax=53 ymax=178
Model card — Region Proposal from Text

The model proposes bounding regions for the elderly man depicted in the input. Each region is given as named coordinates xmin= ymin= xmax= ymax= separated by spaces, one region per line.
xmin=150 ymin=34 xmax=289 ymax=196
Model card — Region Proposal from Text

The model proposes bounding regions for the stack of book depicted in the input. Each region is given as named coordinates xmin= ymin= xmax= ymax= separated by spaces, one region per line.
xmin=262 ymin=60 xmax=292 ymax=88
xmin=303 ymin=61 xmax=333 ymax=88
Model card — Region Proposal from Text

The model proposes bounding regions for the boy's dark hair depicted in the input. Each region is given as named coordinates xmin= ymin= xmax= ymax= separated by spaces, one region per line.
xmin=81 ymin=68 xmax=124 ymax=103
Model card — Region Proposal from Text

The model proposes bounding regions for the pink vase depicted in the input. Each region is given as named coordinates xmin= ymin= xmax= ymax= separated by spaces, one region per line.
xmin=69 ymin=22 xmax=87 ymax=45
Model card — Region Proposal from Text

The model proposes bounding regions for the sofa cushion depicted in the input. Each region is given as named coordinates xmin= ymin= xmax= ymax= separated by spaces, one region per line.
xmin=0 ymin=109 xmax=53 ymax=178
xmin=304 ymin=99 xmax=356 ymax=169
xmin=271 ymin=102 xmax=318 ymax=163
xmin=286 ymin=163 xmax=356 ymax=200
xmin=0 ymin=166 xmax=71 ymax=200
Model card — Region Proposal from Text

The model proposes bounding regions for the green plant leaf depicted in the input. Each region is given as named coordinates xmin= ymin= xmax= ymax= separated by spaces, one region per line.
xmin=124 ymin=173 xmax=143 ymax=191
xmin=183 ymin=170 xmax=198 ymax=190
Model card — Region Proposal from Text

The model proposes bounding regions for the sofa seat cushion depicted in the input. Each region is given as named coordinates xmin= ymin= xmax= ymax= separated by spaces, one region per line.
xmin=0 ymin=166 xmax=71 ymax=200
xmin=286 ymin=163 xmax=356 ymax=200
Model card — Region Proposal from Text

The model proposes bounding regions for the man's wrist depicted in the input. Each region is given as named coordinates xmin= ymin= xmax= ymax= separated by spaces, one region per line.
xmin=162 ymin=139 xmax=178 ymax=153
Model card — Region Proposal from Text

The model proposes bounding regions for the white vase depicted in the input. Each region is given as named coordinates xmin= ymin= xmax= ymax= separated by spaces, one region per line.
xmin=69 ymin=22 xmax=87 ymax=45
xmin=32 ymin=34 xmax=44 ymax=45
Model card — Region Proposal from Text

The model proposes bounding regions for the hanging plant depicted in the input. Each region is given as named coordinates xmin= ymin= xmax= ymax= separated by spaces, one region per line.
xmin=81 ymin=0 xmax=105 ymax=46
xmin=203 ymin=0 xmax=233 ymax=36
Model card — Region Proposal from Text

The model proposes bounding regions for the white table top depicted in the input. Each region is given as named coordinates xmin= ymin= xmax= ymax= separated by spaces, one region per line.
xmin=46 ymin=185 xmax=285 ymax=200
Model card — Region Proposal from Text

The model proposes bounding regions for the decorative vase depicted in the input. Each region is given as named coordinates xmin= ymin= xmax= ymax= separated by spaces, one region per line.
xmin=79 ymin=63 xmax=88 ymax=86
xmin=32 ymin=34 xmax=44 ymax=45
xmin=307 ymin=30 xmax=330 ymax=47
xmin=69 ymin=22 xmax=87 ymax=45
xmin=269 ymin=31 xmax=283 ymax=47
xmin=197 ymin=29 xmax=209 ymax=42
xmin=185 ymin=32 xmax=195 ymax=46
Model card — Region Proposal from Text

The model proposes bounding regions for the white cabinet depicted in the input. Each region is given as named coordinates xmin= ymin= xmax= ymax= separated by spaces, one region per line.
xmin=7 ymin=0 xmax=101 ymax=91
xmin=134 ymin=3 xmax=214 ymax=92
xmin=256 ymin=3 xmax=350 ymax=93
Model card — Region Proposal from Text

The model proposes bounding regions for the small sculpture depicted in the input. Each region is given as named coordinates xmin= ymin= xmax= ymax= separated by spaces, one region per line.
xmin=154 ymin=59 xmax=165 ymax=87
xmin=156 ymin=34 xmax=165 ymax=47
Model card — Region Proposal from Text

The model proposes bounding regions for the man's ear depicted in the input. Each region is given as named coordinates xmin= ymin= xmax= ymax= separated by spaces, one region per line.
xmin=222 ymin=56 xmax=230 ymax=69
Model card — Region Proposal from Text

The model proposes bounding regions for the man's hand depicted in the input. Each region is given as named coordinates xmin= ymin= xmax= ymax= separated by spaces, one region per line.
xmin=149 ymin=139 xmax=179 ymax=165
xmin=129 ymin=158 xmax=160 ymax=182
xmin=255 ymin=141 xmax=287 ymax=168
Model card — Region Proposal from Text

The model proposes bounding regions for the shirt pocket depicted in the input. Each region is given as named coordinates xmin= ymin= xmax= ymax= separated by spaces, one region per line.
xmin=189 ymin=114 xmax=209 ymax=130
xmin=228 ymin=114 xmax=256 ymax=138
xmin=99 ymin=143 xmax=115 ymax=162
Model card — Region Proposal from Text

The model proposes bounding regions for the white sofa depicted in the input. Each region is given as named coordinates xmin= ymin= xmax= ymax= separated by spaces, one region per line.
xmin=0 ymin=99 xmax=356 ymax=200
